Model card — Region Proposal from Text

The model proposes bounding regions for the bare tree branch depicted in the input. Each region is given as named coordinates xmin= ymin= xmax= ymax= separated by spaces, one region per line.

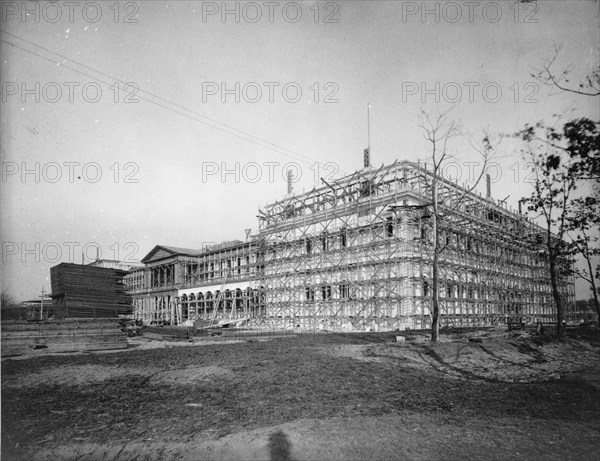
xmin=418 ymin=109 xmax=497 ymax=341
xmin=531 ymin=45 xmax=600 ymax=97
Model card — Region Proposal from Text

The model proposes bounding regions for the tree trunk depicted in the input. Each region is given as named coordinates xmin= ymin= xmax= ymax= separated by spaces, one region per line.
xmin=584 ymin=253 xmax=600 ymax=322
xmin=431 ymin=185 xmax=440 ymax=342
xmin=548 ymin=248 xmax=565 ymax=337
xmin=591 ymin=286 xmax=600 ymax=324
xmin=431 ymin=248 xmax=440 ymax=342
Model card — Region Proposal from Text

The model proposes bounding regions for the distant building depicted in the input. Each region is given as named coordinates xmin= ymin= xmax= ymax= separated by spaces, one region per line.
xmin=574 ymin=299 xmax=599 ymax=323
xmin=22 ymin=295 xmax=53 ymax=320
xmin=1 ymin=296 xmax=52 ymax=321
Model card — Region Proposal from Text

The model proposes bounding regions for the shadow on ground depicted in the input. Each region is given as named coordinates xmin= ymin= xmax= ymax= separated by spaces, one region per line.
xmin=269 ymin=429 xmax=294 ymax=461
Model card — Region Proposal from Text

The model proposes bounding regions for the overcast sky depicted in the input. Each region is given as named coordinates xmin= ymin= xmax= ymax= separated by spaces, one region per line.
xmin=1 ymin=0 xmax=599 ymax=301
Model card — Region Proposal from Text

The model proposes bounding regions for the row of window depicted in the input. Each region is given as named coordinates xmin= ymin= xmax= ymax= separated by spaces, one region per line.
xmin=304 ymin=283 xmax=350 ymax=301
xmin=422 ymin=282 xmax=556 ymax=301
xmin=286 ymin=223 xmax=396 ymax=257
xmin=185 ymin=256 xmax=253 ymax=278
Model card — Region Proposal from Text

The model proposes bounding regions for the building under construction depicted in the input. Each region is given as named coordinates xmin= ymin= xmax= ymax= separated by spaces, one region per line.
xmin=126 ymin=159 xmax=575 ymax=330
xmin=126 ymin=242 xmax=263 ymax=326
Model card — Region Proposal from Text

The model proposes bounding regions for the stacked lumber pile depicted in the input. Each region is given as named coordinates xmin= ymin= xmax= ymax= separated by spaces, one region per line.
xmin=1 ymin=319 xmax=127 ymax=356
xmin=143 ymin=325 xmax=193 ymax=340
xmin=50 ymin=263 xmax=132 ymax=319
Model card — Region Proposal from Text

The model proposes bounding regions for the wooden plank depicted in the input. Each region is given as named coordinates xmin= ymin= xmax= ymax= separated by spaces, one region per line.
xmin=2 ymin=341 xmax=128 ymax=357
xmin=142 ymin=332 xmax=167 ymax=341
xmin=2 ymin=333 xmax=126 ymax=343
xmin=1 ymin=321 xmax=122 ymax=330
xmin=1 ymin=323 xmax=122 ymax=332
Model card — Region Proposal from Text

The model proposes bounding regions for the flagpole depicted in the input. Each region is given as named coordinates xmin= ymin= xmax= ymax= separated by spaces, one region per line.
xmin=367 ymin=102 xmax=371 ymax=152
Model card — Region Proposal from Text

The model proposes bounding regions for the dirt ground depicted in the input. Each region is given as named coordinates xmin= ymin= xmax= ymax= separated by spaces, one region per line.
xmin=2 ymin=328 xmax=599 ymax=460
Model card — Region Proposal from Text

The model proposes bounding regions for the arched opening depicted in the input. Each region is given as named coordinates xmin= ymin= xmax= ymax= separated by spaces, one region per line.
xmin=224 ymin=289 xmax=232 ymax=317
xmin=187 ymin=293 xmax=195 ymax=322
xmin=181 ymin=294 xmax=188 ymax=323
xmin=197 ymin=292 xmax=205 ymax=318
xmin=250 ymin=288 xmax=260 ymax=317
xmin=205 ymin=292 xmax=213 ymax=318
xmin=245 ymin=287 xmax=252 ymax=317
xmin=235 ymin=288 xmax=243 ymax=317
xmin=214 ymin=290 xmax=221 ymax=319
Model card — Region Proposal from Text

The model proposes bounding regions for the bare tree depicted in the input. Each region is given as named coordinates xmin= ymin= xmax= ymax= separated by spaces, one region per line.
xmin=1 ymin=288 xmax=26 ymax=320
xmin=418 ymin=110 xmax=494 ymax=342
xmin=1 ymin=288 xmax=17 ymax=308
xmin=531 ymin=45 xmax=600 ymax=97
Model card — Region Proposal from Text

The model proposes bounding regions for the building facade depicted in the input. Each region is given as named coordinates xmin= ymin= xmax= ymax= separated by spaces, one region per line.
xmin=127 ymin=160 xmax=575 ymax=330
xmin=125 ymin=242 xmax=263 ymax=325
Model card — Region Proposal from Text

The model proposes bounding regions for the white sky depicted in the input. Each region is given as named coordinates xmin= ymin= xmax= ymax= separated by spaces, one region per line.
xmin=1 ymin=0 xmax=599 ymax=301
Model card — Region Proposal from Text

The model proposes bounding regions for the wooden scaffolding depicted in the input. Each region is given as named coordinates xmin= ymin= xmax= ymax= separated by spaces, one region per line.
xmin=257 ymin=160 xmax=575 ymax=331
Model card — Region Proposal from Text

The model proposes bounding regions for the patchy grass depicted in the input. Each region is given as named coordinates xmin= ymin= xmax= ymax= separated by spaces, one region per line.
xmin=2 ymin=329 xmax=599 ymax=460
